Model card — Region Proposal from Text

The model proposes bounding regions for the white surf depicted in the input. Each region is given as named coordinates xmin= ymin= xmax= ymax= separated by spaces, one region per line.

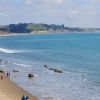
xmin=0 ymin=48 xmax=22 ymax=54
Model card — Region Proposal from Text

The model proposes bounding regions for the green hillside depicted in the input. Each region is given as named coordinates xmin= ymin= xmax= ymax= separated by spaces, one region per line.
xmin=27 ymin=24 xmax=47 ymax=31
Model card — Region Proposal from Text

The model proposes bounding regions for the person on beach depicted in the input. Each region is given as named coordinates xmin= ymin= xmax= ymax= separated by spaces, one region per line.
xmin=0 ymin=75 xmax=3 ymax=80
xmin=6 ymin=72 xmax=10 ymax=77
xmin=8 ymin=73 xmax=10 ymax=77
xmin=6 ymin=73 xmax=9 ymax=77
xmin=21 ymin=95 xmax=26 ymax=100
xmin=26 ymin=96 xmax=30 ymax=100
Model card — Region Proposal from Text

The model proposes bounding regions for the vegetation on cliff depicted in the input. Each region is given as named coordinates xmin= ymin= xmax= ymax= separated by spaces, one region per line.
xmin=0 ymin=23 xmax=100 ymax=33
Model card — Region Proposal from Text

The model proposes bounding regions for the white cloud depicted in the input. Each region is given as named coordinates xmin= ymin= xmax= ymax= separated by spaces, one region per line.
xmin=55 ymin=0 xmax=64 ymax=4
xmin=41 ymin=0 xmax=64 ymax=6
xmin=0 ymin=0 xmax=100 ymax=27
xmin=69 ymin=9 xmax=80 ymax=16
xmin=0 ymin=13 xmax=8 ymax=17
xmin=25 ymin=0 xmax=32 ymax=5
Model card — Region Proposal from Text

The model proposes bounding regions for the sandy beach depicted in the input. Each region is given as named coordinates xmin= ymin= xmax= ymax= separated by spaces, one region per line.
xmin=0 ymin=72 xmax=37 ymax=100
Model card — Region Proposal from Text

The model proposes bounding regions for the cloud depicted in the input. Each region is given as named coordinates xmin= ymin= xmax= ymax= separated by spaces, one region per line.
xmin=0 ymin=0 xmax=100 ymax=27
xmin=0 ymin=13 xmax=8 ymax=17
xmin=54 ymin=0 xmax=64 ymax=4
xmin=41 ymin=0 xmax=64 ymax=6
xmin=25 ymin=0 xmax=32 ymax=5
xmin=69 ymin=9 xmax=80 ymax=16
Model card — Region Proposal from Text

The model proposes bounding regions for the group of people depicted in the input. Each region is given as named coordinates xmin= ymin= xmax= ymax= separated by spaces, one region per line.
xmin=0 ymin=72 xmax=10 ymax=80
xmin=6 ymin=72 xmax=10 ymax=77
xmin=22 ymin=95 xmax=30 ymax=100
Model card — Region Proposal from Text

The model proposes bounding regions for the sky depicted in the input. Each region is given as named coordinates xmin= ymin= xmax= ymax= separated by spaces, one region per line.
xmin=0 ymin=0 xmax=100 ymax=27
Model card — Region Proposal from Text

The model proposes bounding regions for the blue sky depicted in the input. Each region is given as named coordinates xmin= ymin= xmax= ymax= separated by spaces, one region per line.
xmin=0 ymin=0 xmax=100 ymax=27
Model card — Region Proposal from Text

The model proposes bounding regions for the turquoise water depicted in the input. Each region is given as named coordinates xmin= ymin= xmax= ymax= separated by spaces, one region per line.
xmin=0 ymin=33 xmax=100 ymax=100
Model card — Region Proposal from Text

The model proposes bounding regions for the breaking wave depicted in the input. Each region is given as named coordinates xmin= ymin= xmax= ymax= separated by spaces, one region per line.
xmin=0 ymin=48 xmax=23 ymax=54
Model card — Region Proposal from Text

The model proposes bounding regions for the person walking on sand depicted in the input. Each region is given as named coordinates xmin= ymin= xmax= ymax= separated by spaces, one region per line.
xmin=8 ymin=72 xmax=10 ymax=77
xmin=6 ymin=72 xmax=10 ymax=78
xmin=21 ymin=95 xmax=26 ymax=100
xmin=6 ymin=72 xmax=9 ymax=77
xmin=1 ymin=75 xmax=3 ymax=80
xmin=26 ymin=96 xmax=30 ymax=100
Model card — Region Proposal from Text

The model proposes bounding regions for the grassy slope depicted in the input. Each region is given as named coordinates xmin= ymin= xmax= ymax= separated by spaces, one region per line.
xmin=27 ymin=23 xmax=47 ymax=31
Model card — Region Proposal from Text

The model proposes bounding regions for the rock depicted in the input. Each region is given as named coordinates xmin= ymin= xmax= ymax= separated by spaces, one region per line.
xmin=53 ymin=69 xmax=63 ymax=73
xmin=43 ymin=64 xmax=48 ymax=68
xmin=28 ymin=73 xmax=34 ymax=78
xmin=49 ymin=67 xmax=63 ymax=73
xmin=13 ymin=69 xmax=19 ymax=73
xmin=49 ymin=68 xmax=54 ymax=70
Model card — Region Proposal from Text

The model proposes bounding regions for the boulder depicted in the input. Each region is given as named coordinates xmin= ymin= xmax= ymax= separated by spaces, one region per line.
xmin=54 ymin=69 xmax=63 ymax=73
xmin=49 ymin=67 xmax=63 ymax=73
xmin=49 ymin=68 xmax=54 ymax=70
xmin=13 ymin=69 xmax=19 ymax=73
xmin=28 ymin=73 xmax=34 ymax=78
xmin=43 ymin=64 xmax=48 ymax=68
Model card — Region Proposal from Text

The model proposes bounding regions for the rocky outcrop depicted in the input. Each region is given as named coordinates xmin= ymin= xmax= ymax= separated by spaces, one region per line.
xmin=28 ymin=74 xmax=34 ymax=78
xmin=13 ymin=70 xmax=19 ymax=73
xmin=49 ymin=68 xmax=63 ymax=73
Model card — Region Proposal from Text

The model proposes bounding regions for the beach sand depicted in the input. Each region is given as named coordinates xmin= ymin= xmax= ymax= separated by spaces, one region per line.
xmin=0 ymin=73 xmax=37 ymax=100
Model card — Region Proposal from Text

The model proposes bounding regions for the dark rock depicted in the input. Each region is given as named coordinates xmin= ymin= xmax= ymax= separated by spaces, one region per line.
xmin=53 ymin=69 xmax=63 ymax=73
xmin=13 ymin=69 xmax=19 ymax=72
xmin=28 ymin=73 xmax=34 ymax=78
xmin=49 ymin=67 xmax=63 ymax=73
xmin=43 ymin=64 xmax=48 ymax=68
xmin=49 ymin=68 xmax=54 ymax=70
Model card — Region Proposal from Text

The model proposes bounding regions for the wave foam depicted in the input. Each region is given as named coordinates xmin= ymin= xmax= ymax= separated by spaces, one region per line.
xmin=0 ymin=48 xmax=22 ymax=54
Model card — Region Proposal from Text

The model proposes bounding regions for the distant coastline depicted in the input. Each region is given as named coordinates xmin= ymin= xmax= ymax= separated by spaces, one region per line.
xmin=0 ymin=23 xmax=100 ymax=35
xmin=0 ymin=31 xmax=100 ymax=37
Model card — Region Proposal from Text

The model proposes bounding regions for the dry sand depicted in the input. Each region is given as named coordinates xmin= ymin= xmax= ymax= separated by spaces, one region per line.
xmin=0 ymin=31 xmax=9 ymax=35
xmin=0 ymin=73 xmax=37 ymax=100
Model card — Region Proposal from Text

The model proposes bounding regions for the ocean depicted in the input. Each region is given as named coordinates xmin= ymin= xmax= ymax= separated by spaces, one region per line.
xmin=0 ymin=33 xmax=100 ymax=100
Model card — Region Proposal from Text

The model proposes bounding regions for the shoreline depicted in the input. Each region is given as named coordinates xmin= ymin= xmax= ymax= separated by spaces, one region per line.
xmin=0 ymin=31 xmax=100 ymax=37
xmin=0 ymin=71 xmax=37 ymax=100
xmin=0 ymin=32 xmax=100 ymax=37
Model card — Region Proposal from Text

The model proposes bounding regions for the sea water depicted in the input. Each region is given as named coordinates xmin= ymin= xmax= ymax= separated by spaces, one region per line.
xmin=0 ymin=33 xmax=100 ymax=100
